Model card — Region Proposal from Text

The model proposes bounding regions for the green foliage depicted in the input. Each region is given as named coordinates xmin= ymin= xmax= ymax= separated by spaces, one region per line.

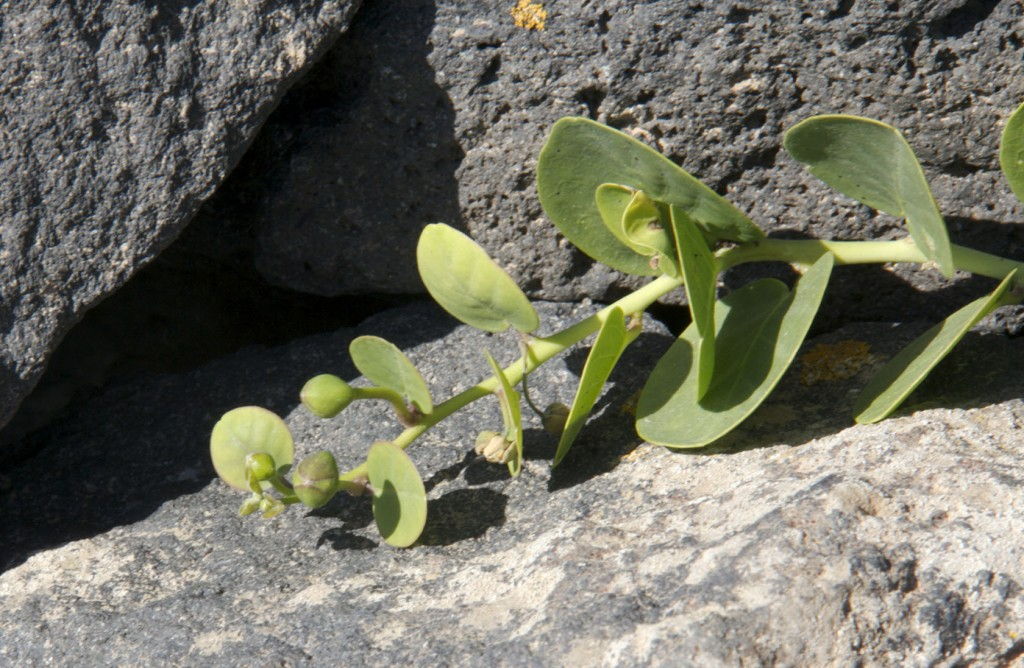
xmin=536 ymin=117 xmax=763 ymax=275
xmin=637 ymin=253 xmax=834 ymax=448
xmin=349 ymin=335 xmax=433 ymax=414
xmin=854 ymin=269 xmax=1019 ymax=423
xmin=485 ymin=351 xmax=524 ymax=477
xmin=670 ymin=205 xmax=717 ymax=398
xmin=417 ymin=223 xmax=539 ymax=333
xmin=1000 ymin=102 xmax=1024 ymax=204
xmin=366 ymin=441 xmax=427 ymax=548
xmin=211 ymin=106 xmax=1024 ymax=549
xmin=210 ymin=406 xmax=293 ymax=492
xmin=784 ymin=115 xmax=954 ymax=277
xmin=553 ymin=307 xmax=635 ymax=466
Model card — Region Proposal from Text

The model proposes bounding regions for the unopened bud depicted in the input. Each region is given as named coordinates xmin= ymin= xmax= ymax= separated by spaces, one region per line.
xmin=542 ymin=402 xmax=570 ymax=435
xmin=245 ymin=452 xmax=277 ymax=482
xmin=292 ymin=451 xmax=340 ymax=509
xmin=300 ymin=374 xmax=356 ymax=418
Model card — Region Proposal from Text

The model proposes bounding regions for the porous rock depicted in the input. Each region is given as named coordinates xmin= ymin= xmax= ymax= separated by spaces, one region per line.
xmin=185 ymin=0 xmax=1024 ymax=327
xmin=3 ymin=300 xmax=1024 ymax=664
xmin=0 ymin=1 xmax=360 ymax=439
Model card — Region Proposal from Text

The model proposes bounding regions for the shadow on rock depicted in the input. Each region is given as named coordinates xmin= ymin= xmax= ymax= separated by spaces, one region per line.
xmin=418 ymin=488 xmax=508 ymax=546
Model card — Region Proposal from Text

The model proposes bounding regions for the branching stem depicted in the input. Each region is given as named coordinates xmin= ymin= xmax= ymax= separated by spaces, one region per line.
xmin=339 ymin=236 xmax=1023 ymax=483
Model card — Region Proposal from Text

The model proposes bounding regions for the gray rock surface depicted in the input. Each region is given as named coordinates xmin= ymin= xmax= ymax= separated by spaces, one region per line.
xmin=0 ymin=1 xmax=360 ymax=439
xmin=3 ymin=299 xmax=1024 ymax=664
xmin=183 ymin=0 xmax=1024 ymax=325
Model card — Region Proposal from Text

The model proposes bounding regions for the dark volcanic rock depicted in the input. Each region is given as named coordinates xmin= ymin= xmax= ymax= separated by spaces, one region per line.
xmin=0 ymin=1 xmax=360 ymax=439
xmin=183 ymin=0 xmax=1024 ymax=326
xmin=3 ymin=300 xmax=1024 ymax=664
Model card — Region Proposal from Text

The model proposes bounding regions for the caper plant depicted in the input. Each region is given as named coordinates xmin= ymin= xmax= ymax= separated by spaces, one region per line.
xmin=211 ymin=104 xmax=1024 ymax=547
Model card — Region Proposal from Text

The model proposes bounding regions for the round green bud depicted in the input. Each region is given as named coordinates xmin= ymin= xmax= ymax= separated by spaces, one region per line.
xmin=300 ymin=374 xmax=357 ymax=418
xmin=542 ymin=402 xmax=570 ymax=435
xmin=292 ymin=451 xmax=340 ymax=509
xmin=245 ymin=452 xmax=277 ymax=482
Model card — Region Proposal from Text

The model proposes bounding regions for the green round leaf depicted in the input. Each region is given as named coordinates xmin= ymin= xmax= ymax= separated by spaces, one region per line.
xmin=417 ymin=223 xmax=540 ymax=333
xmin=637 ymin=253 xmax=834 ymax=448
xmin=854 ymin=269 xmax=1020 ymax=424
xmin=536 ymin=117 xmax=763 ymax=275
xmin=484 ymin=351 xmax=523 ymax=477
xmin=210 ymin=406 xmax=294 ymax=491
xmin=784 ymin=114 xmax=954 ymax=277
xmin=999 ymin=101 xmax=1024 ymax=204
xmin=349 ymin=336 xmax=433 ymax=413
xmin=367 ymin=441 xmax=427 ymax=548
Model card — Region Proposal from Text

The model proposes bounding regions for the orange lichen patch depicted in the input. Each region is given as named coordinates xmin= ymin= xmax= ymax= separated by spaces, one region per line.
xmin=799 ymin=340 xmax=875 ymax=385
xmin=620 ymin=444 xmax=655 ymax=462
xmin=511 ymin=0 xmax=547 ymax=30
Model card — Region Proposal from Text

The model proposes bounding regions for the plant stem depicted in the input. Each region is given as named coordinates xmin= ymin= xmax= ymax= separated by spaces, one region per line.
xmin=339 ymin=236 xmax=1024 ymax=484
xmin=716 ymin=238 xmax=1024 ymax=281
xmin=338 ymin=273 xmax=684 ymax=482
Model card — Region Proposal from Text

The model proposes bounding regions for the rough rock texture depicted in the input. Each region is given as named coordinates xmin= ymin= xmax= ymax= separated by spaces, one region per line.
xmin=180 ymin=0 xmax=1024 ymax=326
xmin=0 ymin=1 xmax=360 ymax=439
xmin=3 ymin=300 xmax=1024 ymax=664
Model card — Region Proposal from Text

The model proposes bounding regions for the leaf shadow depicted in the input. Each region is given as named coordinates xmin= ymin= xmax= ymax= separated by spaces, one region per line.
xmin=418 ymin=488 xmax=508 ymax=546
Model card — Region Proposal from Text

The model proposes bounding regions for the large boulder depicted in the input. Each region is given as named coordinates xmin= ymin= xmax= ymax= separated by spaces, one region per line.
xmin=183 ymin=0 xmax=1024 ymax=324
xmin=3 ymin=300 xmax=1024 ymax=663
xmin=0 ymin=1 xmax=360 ymax=440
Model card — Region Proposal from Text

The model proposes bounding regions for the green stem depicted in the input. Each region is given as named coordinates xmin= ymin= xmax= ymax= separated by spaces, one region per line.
xmin=716 ymin=238 xmax=1024 ymax=281
xmin=338 ymin=273 xmax=684 ymax=482
xmin=338 ymin=236 xmax=1024 ymax=484
xmin=355 ymin=386 xmax=415 ymax=423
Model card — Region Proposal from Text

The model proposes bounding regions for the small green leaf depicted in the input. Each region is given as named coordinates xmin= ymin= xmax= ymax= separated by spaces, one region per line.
xmin=553 ymin=307 xmax=632 ymax=466
xmin=670 ymin=204 xmax=718 ymax=398
xmin=366 ymin=441 xmax=427 ymax=548
xmin=637 ymin=253 xmax=834 ymax=448
xmin=999 ymin=101 xmax=1024 ymax=204
xmin=349 ymin=335 xmax=433 ymax=413
xmin=620 ymin=191 xmax=679 ymax=276
xmin=784 ymin=114 xmax=954 ymax=277
xmin=210 ymin=406 xmax=294 ymax=491
xmin=417 ymin=223 xmax=540 ymax=333
xmin=854 ymin=269 xmax=1020 ymax=424
xmin=594 ymin=183 xmax=639 ymax=251
xmin=537 ymin=117 xmax=763 ymax=275
xmin=485 ymin=351 xmax=524 ymax=477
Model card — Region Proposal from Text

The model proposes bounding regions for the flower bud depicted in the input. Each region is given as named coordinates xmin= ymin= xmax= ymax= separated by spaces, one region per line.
xmin=300 ymin=374 xmax=356 ymax=418
xmin=542 ymin=402 xmax=570 ymax=435
xmin=245 ymin=452 xmax=277 ymax=482
xmin=292 ymin=451 xmax=340 ymax=509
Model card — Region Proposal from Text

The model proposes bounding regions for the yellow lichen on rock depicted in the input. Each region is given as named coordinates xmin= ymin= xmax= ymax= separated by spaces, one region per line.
xmin=799 ymin=340 xmax=876 ymax=385
xmin=511 ymin=0 xmax=547 ymax=30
